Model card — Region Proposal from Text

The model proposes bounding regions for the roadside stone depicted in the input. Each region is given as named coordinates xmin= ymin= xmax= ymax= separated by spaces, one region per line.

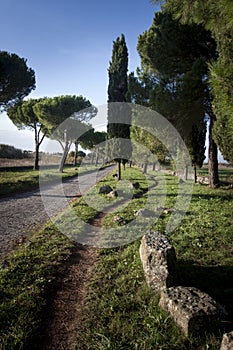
xmin=139 ymin=231 xmax=177 ymax=292
xmin=220 ymin=331 xmax=233 ymax=350
xmin=113 ymin=215 xmax=126 ymax=225
xmin=197 ymin=176 xmax=209 ymax=185
xmin=107 ymin=190 xmax=118 ymax=198
xmin=132 ymin=182 xmax=140 ymax=189
xmin=159 ymin=286 xmax=221 ymax=337
xmin=99 ymin=185 xmax=113 ymax=194
xmin=136 ymin=208 xmax=155 ymax=217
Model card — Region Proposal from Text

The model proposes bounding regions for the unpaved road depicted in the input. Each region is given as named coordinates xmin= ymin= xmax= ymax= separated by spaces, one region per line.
xmin=0 ymin=166 xmax=114 ymax=260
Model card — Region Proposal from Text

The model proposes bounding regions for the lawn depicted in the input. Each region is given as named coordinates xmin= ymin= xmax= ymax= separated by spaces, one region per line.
xmin=0 ymin=163 xmax=98 ymax=196
xmin=75 ymin=169 xmax=233 ymax=350
xmin=0 ymin=166 xmax=232 ymax=349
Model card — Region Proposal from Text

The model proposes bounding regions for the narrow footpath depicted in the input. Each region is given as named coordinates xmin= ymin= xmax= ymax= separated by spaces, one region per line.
xmin=31 ymin=177 xmax=159 ymax=350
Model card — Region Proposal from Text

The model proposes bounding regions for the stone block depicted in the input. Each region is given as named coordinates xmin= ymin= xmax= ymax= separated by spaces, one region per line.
xmin=159 ymin=286 xmax=220 ymax=337
xmin=139 ymin=231 xmax=177 ymax=292
xmin=220 ymin=331 xmax=233 ymax=350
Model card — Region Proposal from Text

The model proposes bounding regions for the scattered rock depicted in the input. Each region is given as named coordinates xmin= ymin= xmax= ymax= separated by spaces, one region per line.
xmin=179 ymin=178 xmax=185 ymax=184
xmin=159 ymin=286 xmax=221 ymax=337
xmin=220 ymin=331 xmax=233 ymax=350
xmin=99 ymin=185 xmax=113 ymax=194
xmin=136 ymin=208 xmax=155 ymax=217
xmin=113 ymin=215 xmax=126 ymax=225
xmin=132 ymin=182 xmax=140 ymax=189
xmin=106 ymin=190 xmax=118 ymax=198
xmin=139 ymin=231 xmax=177 ymax=292
xmin=197 ymin=176 xmax=209 ymax=185
xmin=156 ymin=207 xmax=176 ymax=215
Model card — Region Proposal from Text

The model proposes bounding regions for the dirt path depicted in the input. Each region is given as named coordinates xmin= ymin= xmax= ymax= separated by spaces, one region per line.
xmin=30 ymin=178 xmax=159 ymax=350
xmin=32 ymin=243 xmax=98 ymax=350
xmin=31 ymin=197 xmax=133 ymax=349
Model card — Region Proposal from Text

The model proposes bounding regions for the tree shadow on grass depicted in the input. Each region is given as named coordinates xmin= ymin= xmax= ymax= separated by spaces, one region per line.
xmin=176 ymin=261 xmax=233 ymax=333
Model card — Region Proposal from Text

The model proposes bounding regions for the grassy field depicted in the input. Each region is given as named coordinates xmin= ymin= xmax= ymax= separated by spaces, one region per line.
xmin=75 ymin=169 xmax=233 ymax=350
xmin=0 ymin=166 xmax=232 ymax=349
xmin=0 ymin=163 xmax=98 ymax=196
xmin=198 ymin=164 xmax=233 ymax=184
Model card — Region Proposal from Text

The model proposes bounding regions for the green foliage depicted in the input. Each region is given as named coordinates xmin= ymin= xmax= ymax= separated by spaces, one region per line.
xmin=107 ymin=35 xmax=132 ymax=177
xmin=33 ymin=95 xmax=96 ymax=172
xmin=156 ymin=0 xmax=233 ymax=163
xmin=7 ymin=99 xmax=47 ymax=170
xmin=136 ymin=11 xmax=217 ymax=178
xmin=186 ymin=120 xmax=207 ymax=168
xmin=0 ymin=51 xmax=35 ymax=110
xmin=0 ymin=144 xmax=25 ymax=159
xmin=33 ymin=95 xmax=94 ymax=136
xmin=108 ymin=34 xmax=128 ymax=103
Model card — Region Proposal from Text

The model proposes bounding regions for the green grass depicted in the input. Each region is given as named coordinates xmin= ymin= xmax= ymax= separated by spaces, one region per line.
xmin=74 ymin=170 xmax=233 ymax=350
xmin=198 ymin=165 xmax=233 ymax=184
xmin=0 ymin=166 xmax=232 ymax=349
xmin=0 ymin=224 xmax=74 ymax=350
xmin=0 ymin=164 xmax=98 ymax=196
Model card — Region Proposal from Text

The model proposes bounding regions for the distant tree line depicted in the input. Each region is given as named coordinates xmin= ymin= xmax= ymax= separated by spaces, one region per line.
xmin=0 ymin=144 xmax=31 ymax=159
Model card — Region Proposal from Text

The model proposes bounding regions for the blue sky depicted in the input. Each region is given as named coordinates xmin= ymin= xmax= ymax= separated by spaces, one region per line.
xmin=0 ymin=0 xmax=160 ymax=150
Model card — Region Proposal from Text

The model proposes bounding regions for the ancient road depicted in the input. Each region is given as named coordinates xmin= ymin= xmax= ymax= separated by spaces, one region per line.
xmin=0 ymin=166 xmax=114 ymax=260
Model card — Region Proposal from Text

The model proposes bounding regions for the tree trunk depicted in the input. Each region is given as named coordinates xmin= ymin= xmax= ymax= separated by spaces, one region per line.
xmin=59 ymin=141 xmax=69 ymax=173
xmin=117 ymin=161 xmax=121 ymax=181
xmin=184 ymin=164 xmax=188 ymax=180
xmin=95 ymin=147 xmax=99 ymax=166
xmin=34 ymin=143 xmax=40 ymax=170
xmin=143 ymin=162 xmax=148 ymax=174
xmin=73 ymin=141 xmax=79 ymax=166
xmin=208 ymin=113 xmax=219 ymax=188
xmin=194 ymin=164 xmax=197 ymax=183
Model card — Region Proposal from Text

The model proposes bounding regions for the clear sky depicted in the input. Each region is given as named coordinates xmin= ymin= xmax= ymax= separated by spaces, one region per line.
xmin=0 ymin=0 xmax=160 ymax=151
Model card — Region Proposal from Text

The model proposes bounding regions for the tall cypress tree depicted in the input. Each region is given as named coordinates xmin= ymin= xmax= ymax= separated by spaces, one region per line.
xmin=107 ymin=34 xmax=132 ymax=180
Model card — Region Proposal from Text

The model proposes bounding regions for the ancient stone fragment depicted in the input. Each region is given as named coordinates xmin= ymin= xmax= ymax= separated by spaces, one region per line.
xmin=220 ymin=331 xmax=233 ymax=350
xmin=99 ymin=185 xmax=112 ymax=194
xmin=139 ymin=231 xmax=177 ymax=292
xmin=136 ymin=208 xmax=155 ymax=217
xmin=159 ymin=286 xmax=220 ymax=337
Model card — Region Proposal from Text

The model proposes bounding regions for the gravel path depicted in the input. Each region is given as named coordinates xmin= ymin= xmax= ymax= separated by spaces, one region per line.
xmin=0 ymin=166 xmax=114 ymax=260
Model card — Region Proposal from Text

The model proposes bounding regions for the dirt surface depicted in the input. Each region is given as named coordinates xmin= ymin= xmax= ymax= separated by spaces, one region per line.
xmin=32 ymin=243 xmax=98 ymax=350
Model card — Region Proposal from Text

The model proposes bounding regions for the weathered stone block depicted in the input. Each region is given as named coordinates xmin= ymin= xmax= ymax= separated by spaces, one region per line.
xmin=159 ymin=286 xmax=220 ymax=337
xmin=139 ymin=231 xmax=177 ymax=292
xmin=220 ymin=331 xmax=233 ymax=350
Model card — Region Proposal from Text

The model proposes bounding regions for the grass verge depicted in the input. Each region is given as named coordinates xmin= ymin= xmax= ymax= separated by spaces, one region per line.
xmin=0 ymin=163 xmax=99 ymax=197
xmin=0 ymin=166 xmax=232 ymax=349
xmin=75 ymin=170 xmax=233 ymax=350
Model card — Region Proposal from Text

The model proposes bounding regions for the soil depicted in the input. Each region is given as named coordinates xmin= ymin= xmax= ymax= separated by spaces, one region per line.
xmin=32 ymin=243 xmax=98 ymax=350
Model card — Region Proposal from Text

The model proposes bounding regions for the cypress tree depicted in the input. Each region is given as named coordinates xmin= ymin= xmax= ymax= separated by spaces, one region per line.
xmin=107 ymin=34 xmax=132 ymax=180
